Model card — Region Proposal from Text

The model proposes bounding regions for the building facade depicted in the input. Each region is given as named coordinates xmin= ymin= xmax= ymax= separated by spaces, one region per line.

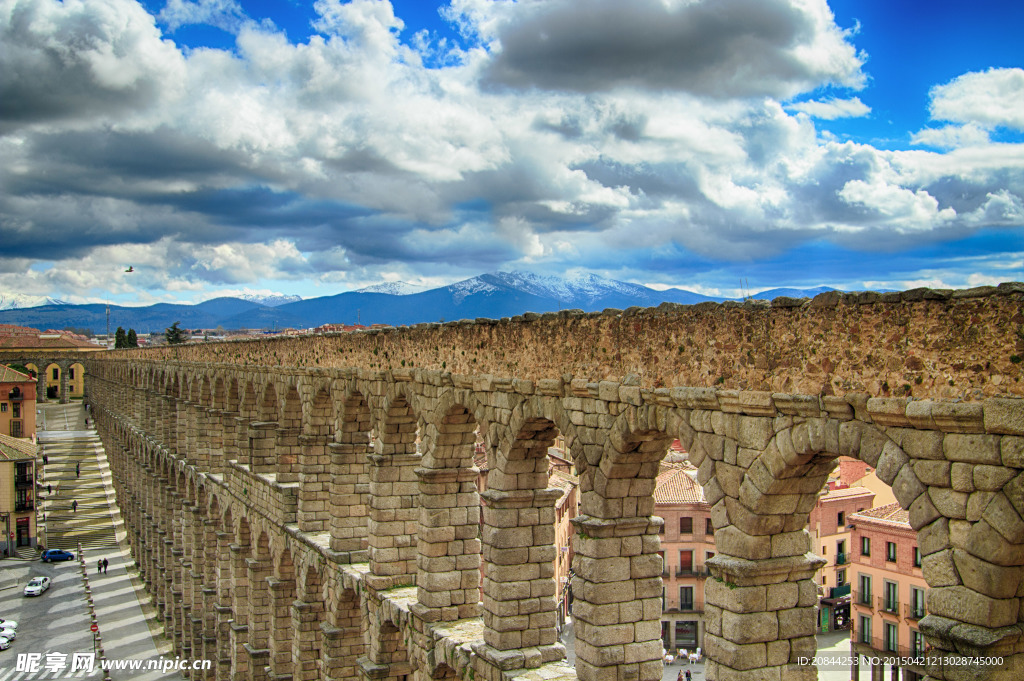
xmin=850 ymin=503 xmax=929 ymax=681
xmin=655 ymin=462 xmax=714 ymax=654
xmin=0 ymin=433 xmax=38 ymax=555
xmin=0 ymin=366 xmax=37 ymax=439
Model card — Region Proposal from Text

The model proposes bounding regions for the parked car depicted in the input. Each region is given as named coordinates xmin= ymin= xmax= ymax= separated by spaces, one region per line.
xmin=24 ymin=577 xmax=50 ymax=597
xmin=0 ymin=636 xmax=11 ymax=650
xmin=0 ymin=629 xmax=15 ymax=641
xmin=0 ymin=619 xmax=16 ymax=630
xmin=40 ymin=549 xmax=75 ymax=562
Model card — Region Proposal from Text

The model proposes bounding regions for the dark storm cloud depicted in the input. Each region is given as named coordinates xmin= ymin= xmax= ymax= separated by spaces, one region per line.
xmin=0 ymin=0 xmax=180 ymax=132
xmin=481 ymin=0 xmax=861 ymax=98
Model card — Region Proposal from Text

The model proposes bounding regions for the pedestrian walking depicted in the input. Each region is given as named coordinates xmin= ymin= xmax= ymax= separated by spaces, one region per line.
xmin=71 ymin=499 xmax=77 ymax=512
xmin=47 ymin=484 xmax=51 ymax=494
xmin=102 ymin=558 xmax=108 ymax=574
xmin=42 ymin=454 xmax=48 ymax=465
xmin=97 ymin=559 xmax=102 ymax=574
xmin=677 ymin=670 xmax=684 ymax=681
xmin=685 ymin=670 xmax=691 ymax=681
xmin=76 ymin=463 xmax=80 ymax=477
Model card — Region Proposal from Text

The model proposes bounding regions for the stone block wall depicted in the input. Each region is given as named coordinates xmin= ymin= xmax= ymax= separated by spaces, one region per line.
xmin=69 ymin=292 xmax=1024 ymax=681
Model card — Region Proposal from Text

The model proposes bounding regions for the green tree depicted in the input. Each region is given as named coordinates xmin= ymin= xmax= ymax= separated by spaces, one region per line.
xmin=165 ymin=321 xmax=187 ymax=345
xmin=126 ymin=329 xmax=138 ymax=347
xmin=114 ymin=326 xmax=127 ymax=349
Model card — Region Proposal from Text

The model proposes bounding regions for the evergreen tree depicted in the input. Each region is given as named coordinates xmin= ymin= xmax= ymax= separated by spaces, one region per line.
xmin=114 ymin=327 xmax=127 ymax=349
xmin=126 ymin=328 xmax=138 ymax=347
xmin=165 ymin=321 xmax=187 ymax=345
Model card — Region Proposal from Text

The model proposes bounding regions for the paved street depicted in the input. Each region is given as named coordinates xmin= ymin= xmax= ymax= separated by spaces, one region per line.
xmin=0 ymin=403 xmax=179 ymax=681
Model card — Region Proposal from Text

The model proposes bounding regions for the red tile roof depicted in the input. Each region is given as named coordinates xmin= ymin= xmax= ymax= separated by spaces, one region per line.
xmin=0 ymin=365 xmax=33 ymax=382
xmin=850 ymin=502 xmax=909 ymax=528
xmin=654 ymin=463 xmax=706 ymax=504
xmin=0 ymin=324 xmax=100 ymax=350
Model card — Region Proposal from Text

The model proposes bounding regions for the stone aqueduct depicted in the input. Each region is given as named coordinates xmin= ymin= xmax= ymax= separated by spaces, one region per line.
xmin=61 ymin=287 xmax=1024 ymax=681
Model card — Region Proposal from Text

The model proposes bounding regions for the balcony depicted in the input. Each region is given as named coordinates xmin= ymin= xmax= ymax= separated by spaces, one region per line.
xmin=15 ymin=500 xmax=34 ymax=512
xmin=878 ymin=596 xmax=900 ymax=615
xmin=904 ymin=603 xmax=926 ymax=620
xmin=835 ymin=552 xmax=849 ymax=566
xmin=852 ymin=637 xmax=928 ymax=661
xmin=828 ymin=583 xmax=851 ymax=599
xmin=15 ymin=474 xmax=33 ymax=487
xmin=675 ymin=564 xmax=709 ymax=578
xmin=852 ymin=590 xmax=873 ymax=608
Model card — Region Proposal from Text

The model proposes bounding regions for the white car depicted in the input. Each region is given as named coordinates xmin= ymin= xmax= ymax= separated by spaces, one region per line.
xmin=0 ymin=636 xmax=11 ymax=650
xmin=23 ymin=577 xmax=50 ymax=596
xmin=0 ymin=619 xmax=16 ymax=630
xmin=0 ymin=629 xmax=14 ymax=642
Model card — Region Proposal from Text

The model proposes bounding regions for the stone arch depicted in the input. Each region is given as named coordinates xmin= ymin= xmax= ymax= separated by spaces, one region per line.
xmin=328 ymin=387 xmax=372 ymax=553
xmin=415 ymin=394 xmax=485 ymax=622
xmin=365 ymin=383 xmax=423 ymax=588
xmin=297 ymin=385 xmax=335 ymax=532
xmin=293 ymin=562 xmax=325 ymax=681
xmin=478 ymin=397 xmax=569 ymax=661
xmin=324 ymin=587 xmax=364 ymax=681
xmin=270 ymin=547 xmax=298 ymax=679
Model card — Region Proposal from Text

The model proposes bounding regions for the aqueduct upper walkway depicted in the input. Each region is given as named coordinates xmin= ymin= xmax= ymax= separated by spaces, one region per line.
xmin=77 ymin=285 xmax=1024 ymax=681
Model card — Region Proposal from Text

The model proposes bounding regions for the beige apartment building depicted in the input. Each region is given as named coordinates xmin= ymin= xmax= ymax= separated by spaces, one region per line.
xmin=0 ymin=432 xmax=38 ymax=556
xmin=0 ymin=365 xmax=37 ymax=438
xmin=655 ymin=462 xmax=714 ymax=654
xmin=850 ymin=503 xmax=928 ymax=681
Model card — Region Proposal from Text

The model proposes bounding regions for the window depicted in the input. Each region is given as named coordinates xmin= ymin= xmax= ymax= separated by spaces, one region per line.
xmin=679 ymin=550 xmax=693 ymax=575
xmin=911 ymin=630 xmax=925 ymax=656
xmin=884 ymin=622 xmax=898 ymax=652
xmin=705 ymin=517 xmax=714 ymax=535
xmin=886 ymin=541 xmax=897 ymax=562
xmin=836 ymin=539 xmax=847 ymax=565
xmin=675 ymin=620 xmax=698 ymax=648
xmin=884 ymin=581 xmax=898 ymax=613
xmin=679 ymin=516 xmax=693 ymax=534
xmin=658 ymin=522 xmax=665 ymax=534
xmin=52 ymin=368 xmax=59 ymax=380
xmin=858 ymin=574 xmax=872 ymax=605
xmin=12 ymin=403 xmax=19 ymax=418
xmin=913 ymin=546 xmax=921 ymax=568
xmin=910 ymin=587 xmax=925 ymax=619
xmin=837 ymin=511 xmax=845 ymax=526
xmin=679 ymin=586 xmax=694 ymax=610
xmin=836 ymin=568 xmax=846 ymax=586
xmin=69 ymin=368 xmax=75 ymax=379
xmin=859 ymin=615 xmax=872 ymax=644
xmin=0 ymin=403 xmax=6 ymax=412
xmin=861 ymin=536 xmax=871 ymax=556
xmin=658 ymin=551 xmax=665 ymax=576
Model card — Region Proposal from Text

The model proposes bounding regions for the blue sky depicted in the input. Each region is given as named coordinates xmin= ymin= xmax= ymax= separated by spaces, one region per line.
xmin=1 ymin=0 xmax=1022 ymax=305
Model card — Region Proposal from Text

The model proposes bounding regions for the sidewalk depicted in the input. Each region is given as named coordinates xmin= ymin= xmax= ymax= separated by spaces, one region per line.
xmin=37 ymin=403 xmax=179 ymax=681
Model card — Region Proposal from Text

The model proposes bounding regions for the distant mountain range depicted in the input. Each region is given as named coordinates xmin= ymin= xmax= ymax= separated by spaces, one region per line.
xmin=0 ymin=293 xmax=69 ymax=310
xmin=0 ymin=272 xmax=837 ymax=334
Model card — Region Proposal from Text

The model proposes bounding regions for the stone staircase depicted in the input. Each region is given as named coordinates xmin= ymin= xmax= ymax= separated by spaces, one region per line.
xmin=39 ymin=432 xmax=119 ymax=551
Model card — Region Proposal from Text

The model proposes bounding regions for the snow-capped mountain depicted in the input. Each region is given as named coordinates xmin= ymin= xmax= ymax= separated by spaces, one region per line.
xmin=237 ymin=293 xmax=302 ymax=307
xmin=0 ymin=293 xmax=68 ymax=310
xmin=353 ymin=282 xmax=426 ymax=296
xmin=483 ymin=271 xmax=655 ymax=305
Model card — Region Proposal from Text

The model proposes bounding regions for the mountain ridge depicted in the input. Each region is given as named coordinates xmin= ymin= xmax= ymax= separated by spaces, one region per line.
xmin=0 ymin=272 xmax=839 ymax=333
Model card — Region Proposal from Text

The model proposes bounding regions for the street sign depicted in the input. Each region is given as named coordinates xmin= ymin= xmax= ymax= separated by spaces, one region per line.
xmin=90 ymin=623 xmax=98 ymax=632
